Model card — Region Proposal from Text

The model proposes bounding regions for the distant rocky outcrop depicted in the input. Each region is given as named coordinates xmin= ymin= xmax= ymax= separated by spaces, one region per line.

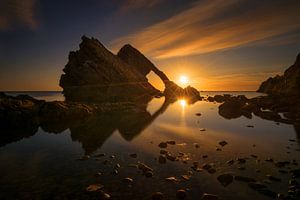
xmin=257 ymin=53 xmax=300 ymax=96
xmin=60 ymin=36 xmax=200 ymax=102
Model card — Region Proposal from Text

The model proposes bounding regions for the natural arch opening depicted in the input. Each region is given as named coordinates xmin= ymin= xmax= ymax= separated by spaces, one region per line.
xmin=146 ymin=71 xmax=165 ymax=92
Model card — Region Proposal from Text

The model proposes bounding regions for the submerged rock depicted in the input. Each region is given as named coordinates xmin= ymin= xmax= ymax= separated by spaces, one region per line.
xmin=217 ymin=174 xmax=234 ymax=187
xmin=201 ymin=193 xmax=219 ymax=200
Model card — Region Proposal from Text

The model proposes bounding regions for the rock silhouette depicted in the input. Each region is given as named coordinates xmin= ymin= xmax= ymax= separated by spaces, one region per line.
xmin=60 ymin=36 xmax=200 ymax=102
xmin=257 ymin=53 xmax=300 ymax=96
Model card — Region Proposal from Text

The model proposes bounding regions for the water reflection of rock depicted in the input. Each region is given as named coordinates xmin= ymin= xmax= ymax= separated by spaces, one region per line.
xmin=0 ymin=94 xmax=172 ymax=154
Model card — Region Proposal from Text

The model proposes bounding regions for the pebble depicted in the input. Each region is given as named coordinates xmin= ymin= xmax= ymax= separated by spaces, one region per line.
xmin=181 ymin=175 xmax=190 ymax=180
xmin=158 ymin=142 xmax=168 ymax=148
xmin=216 ymin=147 xmax=222 ymax=151
xmin=166 ymin=140 xmax=176 ymax=145
xmin=152 ymin=192 xmax=164 ymax=200
xmin=165 ymin=176 xmax=178 ymax=182
xmin=86 ymin=184 xmax=103 ymax=192
xmin=78 ymin=155 xmax=90 ymax=160
xmin=217 ymin=174 xmax=233 ymax=187
xmin=201 ymin=193 xmax=219 ymax=200
xmin=195 ymin=113 xmax=202 ymax=116
xmin=145 ymin=171 xmax=154 ymax=177
xmin=176 ymin=189 xmax=187 ymax=199
xmin=99 ymin=191 xmax=111 ymax=199
xmin=122 ymin=177 xmax=133 ymax=183
xmin=129 ymin=153 xmax=137 ymax=158
xmin=227 ymin=159 xmax=234 ymax=165
xmin=219 ymin=140 xmax=228 ymax=147
xmin=200 ymin=128 xmax=206 ymax=131
xmin=159 ymin=155 xmax=167 ymax=164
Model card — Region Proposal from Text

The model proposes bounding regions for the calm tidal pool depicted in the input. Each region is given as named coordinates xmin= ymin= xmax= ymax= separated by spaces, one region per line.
xmin=0 ymin=92 xmax=299 ymax=200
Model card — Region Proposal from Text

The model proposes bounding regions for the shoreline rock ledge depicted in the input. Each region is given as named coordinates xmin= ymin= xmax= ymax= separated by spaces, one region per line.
xmin=60 ymin=36 xmax=200 ymax=102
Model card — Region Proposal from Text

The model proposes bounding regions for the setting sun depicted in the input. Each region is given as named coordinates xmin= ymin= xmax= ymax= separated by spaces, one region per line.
xmin=179 ymin=75 xmax=189 ymax=85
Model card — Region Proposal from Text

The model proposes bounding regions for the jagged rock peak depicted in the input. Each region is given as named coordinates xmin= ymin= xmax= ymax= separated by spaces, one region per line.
xmin=257 ymin=52 xmax=300 ymax=96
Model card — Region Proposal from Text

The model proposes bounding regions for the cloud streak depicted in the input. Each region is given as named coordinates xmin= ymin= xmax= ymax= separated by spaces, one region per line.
xmin=119 ymin=0 xmax=165 ymax=12
xmin=0 ymin=0 xmax=38 ymax=30
xmin=112 ymin=0 xmax=300 ymax=59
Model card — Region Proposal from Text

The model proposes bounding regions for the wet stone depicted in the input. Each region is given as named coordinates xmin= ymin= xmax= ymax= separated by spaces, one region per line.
xmin=152 ymin=192 xmax=164 ymax=200
xmin=86 ymin=184 xmax=103 ymax=192
xmin=145 ymin=171 xmax=153 ymax=178
xmin=122 ymin=177 xmax=133 ymax=183
xmin=202 ymin=155 xmax=208 ymax=158
xmin=165 ymin=176 xmax=178 ymax=182
xmin=219 ymin=140 xmax=228 ymax=147
xmin=159 ymin=155 xmax=167 ymax=164
xmin=265 ymin=158 xmax=274 ymax=162
xmin=200 ymin=128 xmax=206 ymax=131
xmin=181 ymin=175 xmax=190 ymax=180
xmin=159 ymin=142 xmax=168 ymax=148
xmin=216 ymin=147 xmax=222 ymax=151
xmin=99 ymin=191 xmax=111 ymax=199
xmin=227 ymin=159 xmax=234 ymax=165
xmin=129 ymin=153 xmax=137 ymax=158
xmin=217 ymin=174 xmax=233 ymax=187
xmin=176 ymin=189 xmax=187 ymax=199
xmin=160 ymin=150 xmax=168 ymax=154
xmin=195 ymin=113 xmax=202 ymax=116
xmin=166 ymin=154 xmax=177 ymax=161
xmin=201 ymin=193 xmax=219 ymax=200
xmin=166 ymin=140 xmax=176 ymax=145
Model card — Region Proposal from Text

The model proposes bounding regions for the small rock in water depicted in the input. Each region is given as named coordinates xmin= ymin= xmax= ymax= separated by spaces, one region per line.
xmin=145 ymin=171 xmax=154 ymax=178
xmin=176 ymin=189 xmax=187 ymax=199
xmin=265 ymin=158 xmax=274 ymax=162
xmin=94 ymin=172 xmax=102 ymax=177
xmin=216 ymin=147 xmax=222 ymax=151
xmin=166 ymin=154 xmax=177 ymax=161
xmin=110 ymin=155 xmax=115 ymax=159
xmin=138 ymin=162 xmax=153 ymax=173
xmin=194 ymin=143 xmax=200 ymax=148
xmin=159 ymin=155 xmax=167 ymax=164
xmin=217 ymin=174 xmax=233 ymax=187
xmin=181 ymin=175 xmax=190 ymax=180
xmin=160 ymin=150 xmax=168 ymax=154
xmin=247 ymin=125 xmax=254 ymax=128
xmin=152 ymin=192 xmax=164 ymax=200
xmin=200 ymin=128 xmax=206 ymax=131
xmin=158 ymin=142 xmax=168 ymax=148
xmin=111 ymin=169 xmax=118 ymax=175
xmin=129 ymin=153 xmax=137 ymax=158
xmin=202 ymin=155 xmax=208 ymax=158
xmin=195 ymin=113 xmax=202 ymax=116
xmin=115 ymin=163 xmax=121 ymax=168
xmin=86 ymin=184 xmax=103 ymax=192
xmin=99 ymin=191 xmax=111 ymax=199
xmin=165 ymin=176 xmax=178 ymax=182
xmin=219 ymin=140 xmax=228 ymax=147
xmin=235 ymin=176 xmax=256 ymax=182
xmin=227 ymin=159 xmax=234 ymax=165
xmin=201 ymin=193 xmax=219 ymax=200
xmin=122 ymin=177 xmax=133 ymax=183
xmin=166 ymin=140 xmax=176 ymax=145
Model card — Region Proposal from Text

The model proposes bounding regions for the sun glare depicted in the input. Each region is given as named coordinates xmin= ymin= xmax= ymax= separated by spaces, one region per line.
xmin=179 ymin=99 xmax=187 ymax=107
xmin=179 ymin=75 xmax=189 ymax=85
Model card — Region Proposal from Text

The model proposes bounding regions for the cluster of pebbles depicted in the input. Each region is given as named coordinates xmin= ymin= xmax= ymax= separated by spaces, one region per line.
xmin=78 ymin=135 xmax=300 ymax=200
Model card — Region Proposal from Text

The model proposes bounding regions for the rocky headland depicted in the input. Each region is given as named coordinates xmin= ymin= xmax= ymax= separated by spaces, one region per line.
xmin=60 ymin=36 xmax=200 ymax=102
